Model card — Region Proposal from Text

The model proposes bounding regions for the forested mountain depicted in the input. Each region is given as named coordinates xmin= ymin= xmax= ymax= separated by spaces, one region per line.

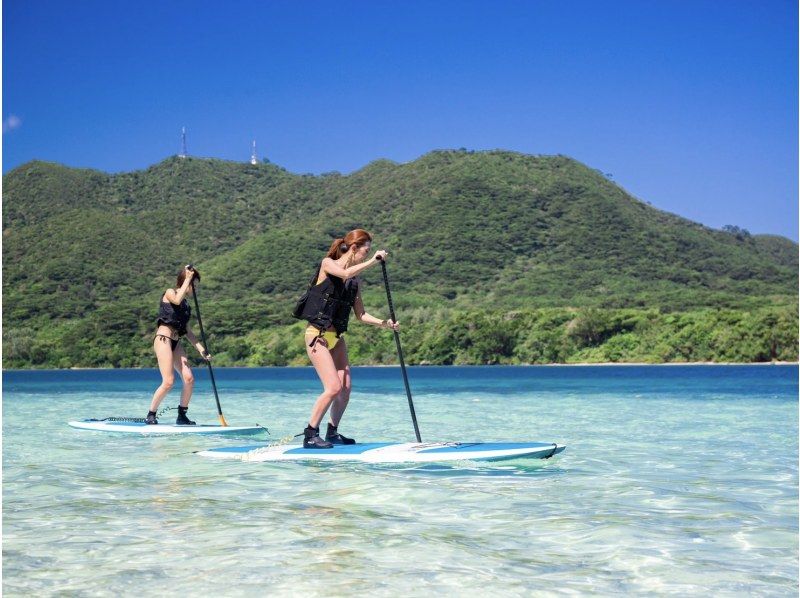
xmin=3 ymin=150 xmax=796 ymax=367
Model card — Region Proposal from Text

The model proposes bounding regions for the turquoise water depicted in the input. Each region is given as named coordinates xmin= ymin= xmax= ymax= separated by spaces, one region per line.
xmin=3 ymin=365 xmax=798 ymax=596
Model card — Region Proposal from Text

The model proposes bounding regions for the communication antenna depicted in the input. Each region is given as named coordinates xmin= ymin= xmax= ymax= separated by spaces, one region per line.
xmin=250 ymin=139 xmax=257 ymax=165
xmin=179 ymin=127 xmax=188 ymax=158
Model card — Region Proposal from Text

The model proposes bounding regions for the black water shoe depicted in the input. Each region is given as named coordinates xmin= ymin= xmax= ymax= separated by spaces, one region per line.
xmin=303 ymin=425 xmax=333 ymax=449
xmin=176 ymin=406 xmax=196 ymax=426
xmin=145 ymin=411 xmax=158 ymax=425
xmin=326 ymin=423 xmax=356 ymax=445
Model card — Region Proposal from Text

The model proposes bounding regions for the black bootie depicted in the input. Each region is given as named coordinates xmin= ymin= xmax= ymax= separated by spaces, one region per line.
xmin=326 ymin=423 xmax=356 ymax=445
xmin=145 ymin=411 xmax=158 ymax=425
xmin=175 ymin=406 xmax=196 ymax=426
xmin=303 ymin=425 xmax=333 ymax=449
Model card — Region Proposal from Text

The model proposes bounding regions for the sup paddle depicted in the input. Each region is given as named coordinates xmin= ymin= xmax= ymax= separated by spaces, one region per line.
xmin=189 ymin=269 xmax=228 ymax=426
xmin=377 ymin=255 xmax=422 ymax=442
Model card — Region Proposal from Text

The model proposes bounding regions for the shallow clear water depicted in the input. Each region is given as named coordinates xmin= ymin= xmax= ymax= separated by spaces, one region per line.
xmin=3 ymin=365 xmax=798 ymax=596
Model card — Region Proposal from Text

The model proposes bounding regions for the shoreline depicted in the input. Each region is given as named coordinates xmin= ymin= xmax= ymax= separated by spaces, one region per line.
xmin=2 ymin=361 xmax=797 ymax=373
xmin=531 ymin=361 xmax=797 ymax=367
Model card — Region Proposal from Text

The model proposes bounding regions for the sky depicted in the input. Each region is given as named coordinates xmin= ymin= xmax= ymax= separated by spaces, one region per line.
xmin=3 ymin=1 xmax=798 ymax=240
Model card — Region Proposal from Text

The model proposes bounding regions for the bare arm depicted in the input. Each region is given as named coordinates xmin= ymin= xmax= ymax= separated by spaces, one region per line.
xmin=165 ymin=270 xmax=195 ymax=304
xmin=352 ymin=290 xmax=399 ymax=330
xmin=185 ymin=328 xmax=211 ymax=360
xmin=321 ymin=250 xmax=387 ymax=281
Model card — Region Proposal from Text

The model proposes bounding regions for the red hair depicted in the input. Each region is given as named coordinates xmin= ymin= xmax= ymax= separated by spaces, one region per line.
xmin=326 ymin=229 xmax=372 ymax=259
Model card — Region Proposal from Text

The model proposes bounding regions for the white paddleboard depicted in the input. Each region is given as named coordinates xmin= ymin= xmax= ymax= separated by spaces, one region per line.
xmin=196 ymin=441 xmax=565 ymax=463
xmin=68 ymin=419 xmax=266 ymax=436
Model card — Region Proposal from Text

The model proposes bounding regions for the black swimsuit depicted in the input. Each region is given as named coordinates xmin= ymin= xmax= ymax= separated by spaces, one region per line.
xmin=155 ymin=334 xmax=179 ymax=352
xmin=157 ymin=298 xmax=191 ymax=335
xmin=155 ymin=297 xmax=191 ymax=352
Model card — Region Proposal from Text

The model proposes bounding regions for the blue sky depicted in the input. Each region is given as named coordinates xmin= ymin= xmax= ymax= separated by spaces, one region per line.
xmin=3 ymin=1 xmax=798 ymax=240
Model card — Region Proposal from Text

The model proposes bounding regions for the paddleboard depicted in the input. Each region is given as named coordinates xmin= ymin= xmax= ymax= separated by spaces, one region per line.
xmin=68 ymin=419 xmax=266 ymax=436
xmin=196 ymin=441 xmax=565 ymax=463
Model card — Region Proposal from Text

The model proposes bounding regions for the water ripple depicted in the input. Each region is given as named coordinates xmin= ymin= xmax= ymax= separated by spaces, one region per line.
xmin=3 ymin=366 xmax=798 ymax=596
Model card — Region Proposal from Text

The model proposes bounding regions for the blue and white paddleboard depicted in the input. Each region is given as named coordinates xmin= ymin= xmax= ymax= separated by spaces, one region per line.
xmin=68 ymin=419 xmax=266 ymax=436
xmin=196 ymin=441 xmax=565 ymax=463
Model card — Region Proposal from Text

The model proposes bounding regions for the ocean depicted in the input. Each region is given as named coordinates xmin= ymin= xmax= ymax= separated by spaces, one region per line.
xmin=3 ymin=365 xmax=797 ymax=596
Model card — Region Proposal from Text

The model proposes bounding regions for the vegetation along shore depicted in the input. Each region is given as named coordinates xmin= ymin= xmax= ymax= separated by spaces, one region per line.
xmin=3 ymin=150 xmax=796 ymax=368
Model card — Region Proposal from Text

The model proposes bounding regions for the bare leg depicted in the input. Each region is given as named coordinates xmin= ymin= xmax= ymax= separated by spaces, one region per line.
xmin=328 ymin=337 xmax=352 ymax=427
xmin=172 ymin=345 xmax=194 ymax=408
xmin=306 ymin=338 xmax=342 ymax=428
xmin=149 ymin=337 xmax=176 ymax=412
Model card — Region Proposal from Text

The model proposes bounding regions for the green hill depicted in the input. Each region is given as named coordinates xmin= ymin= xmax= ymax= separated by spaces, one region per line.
xmin=3 ymin=151 xmax=797 ymax=367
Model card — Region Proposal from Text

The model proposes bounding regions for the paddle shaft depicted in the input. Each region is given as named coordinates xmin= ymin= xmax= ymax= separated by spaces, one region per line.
xmin=378 ymin=258 xmax=422 ymax=442
xmin=190 ymin=278 xmax=228 ymax=426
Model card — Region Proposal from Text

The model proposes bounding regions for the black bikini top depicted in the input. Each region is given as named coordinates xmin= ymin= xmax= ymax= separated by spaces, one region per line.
xmin=157 ymin=297 xmax=191 ymax=336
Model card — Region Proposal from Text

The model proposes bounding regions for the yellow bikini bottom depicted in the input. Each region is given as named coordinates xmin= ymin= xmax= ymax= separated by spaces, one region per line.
xmin=305 ymin=325 xmax=340 ymax=350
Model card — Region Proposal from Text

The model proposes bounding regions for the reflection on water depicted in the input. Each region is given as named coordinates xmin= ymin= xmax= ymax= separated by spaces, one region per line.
xmin=3 ymin=365 xmax=798 ymax=596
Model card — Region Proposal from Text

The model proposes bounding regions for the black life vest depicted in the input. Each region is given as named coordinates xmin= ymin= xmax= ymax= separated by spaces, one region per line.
xmin=157 ymin=297 xmax=191 ymax=336
xmin=298 ymin=271 xmax=359 ymax=334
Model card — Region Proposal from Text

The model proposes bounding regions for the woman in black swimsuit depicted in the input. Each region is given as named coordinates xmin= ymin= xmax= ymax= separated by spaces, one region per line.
xmin=147 ymin=265 xmax=211 ymax=425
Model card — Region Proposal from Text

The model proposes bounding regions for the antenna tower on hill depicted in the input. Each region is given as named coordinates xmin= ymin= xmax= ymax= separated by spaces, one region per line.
xmin=179 ymin=127 xmax=188 ymax=158
xmin=250 ymin=140 xmax=257 ymax=165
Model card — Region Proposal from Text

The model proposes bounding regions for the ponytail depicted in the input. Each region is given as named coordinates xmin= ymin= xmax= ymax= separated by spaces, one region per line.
xmin=326 ymin=237 xmax=347 ymax=260
xmin=325 ymin=229 xmax=373 ymax=260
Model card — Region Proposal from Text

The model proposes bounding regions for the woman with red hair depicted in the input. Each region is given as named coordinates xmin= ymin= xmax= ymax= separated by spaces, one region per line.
xmin=295 ymin=229 xmax=399 ymax=448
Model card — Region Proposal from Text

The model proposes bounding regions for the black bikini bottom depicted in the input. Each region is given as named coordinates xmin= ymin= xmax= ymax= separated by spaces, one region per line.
xmin=155 ymin=334 xmax=179 ymax=352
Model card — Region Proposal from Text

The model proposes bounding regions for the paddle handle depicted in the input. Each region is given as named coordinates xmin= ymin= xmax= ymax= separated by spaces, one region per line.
xmin=378 ymin=257 xmax=421 ymax=442
xmin=191 ymin=278 xmax=228 ymax=426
